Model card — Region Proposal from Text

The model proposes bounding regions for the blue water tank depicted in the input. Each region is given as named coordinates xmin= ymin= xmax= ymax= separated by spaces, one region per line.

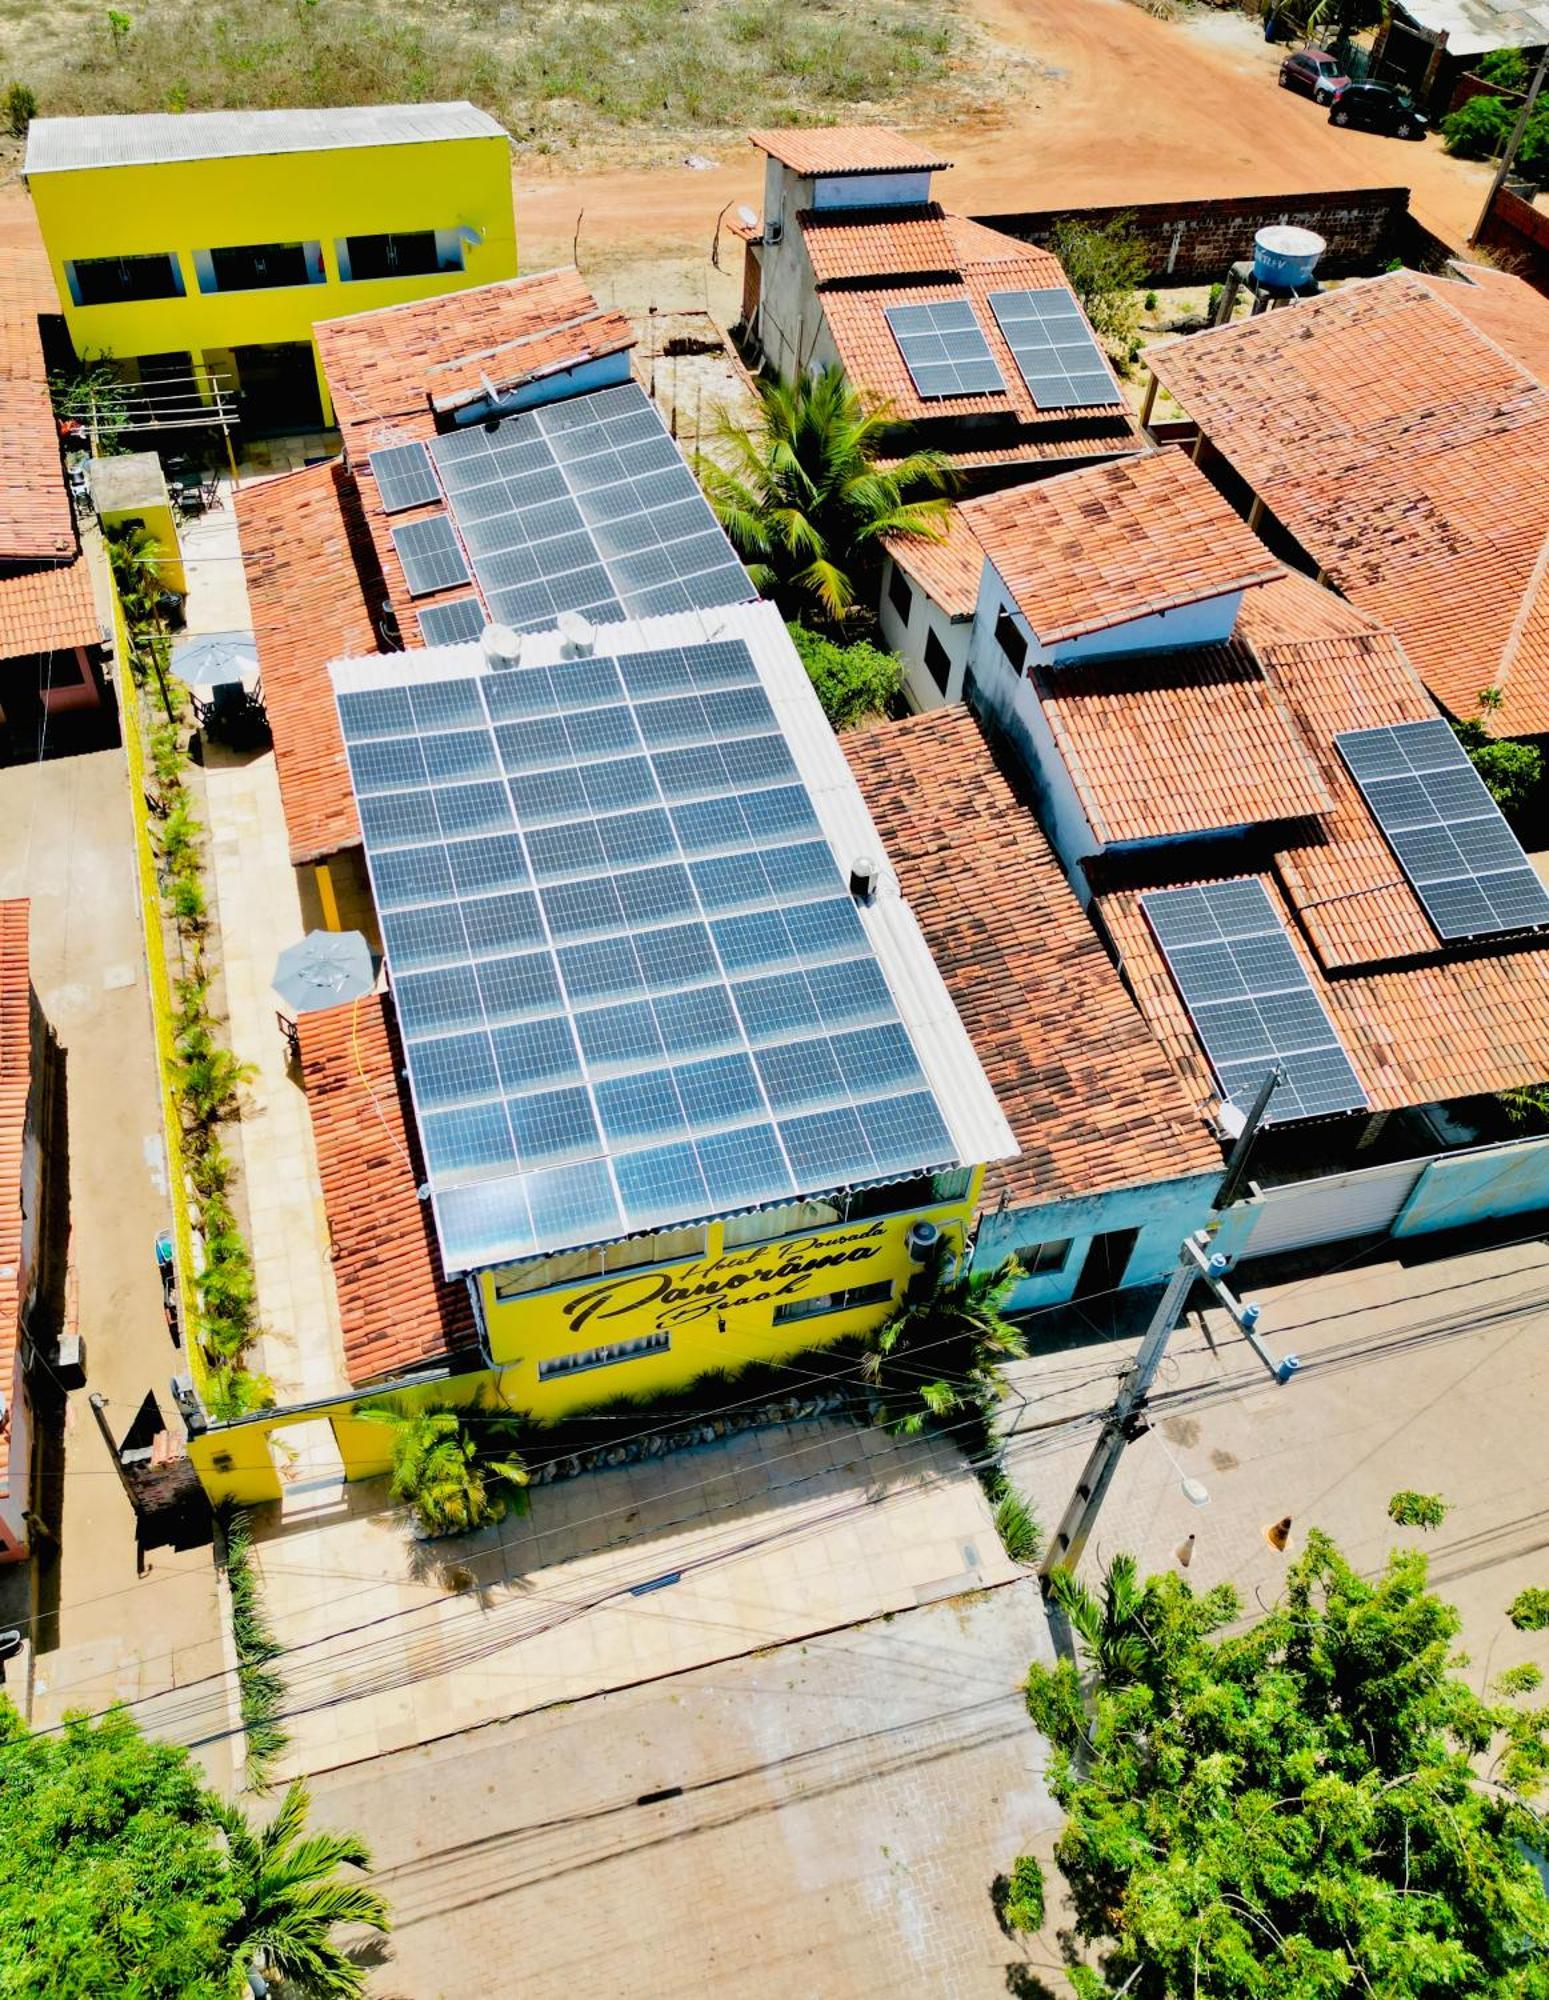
xmin=1253 ymin=225 xmax=1326 ymax=290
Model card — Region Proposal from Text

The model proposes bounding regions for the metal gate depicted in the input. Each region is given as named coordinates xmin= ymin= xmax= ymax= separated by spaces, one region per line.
xmin=1237 ymin=1157 xmax=1427 ymax=1259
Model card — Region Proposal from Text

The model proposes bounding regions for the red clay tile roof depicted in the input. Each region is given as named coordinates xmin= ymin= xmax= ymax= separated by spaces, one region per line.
xmin=1097 ymin=874 xmax=1549 ymax=1121
xmin=844 ymin=709 xmax=1219 ymax=1210
xmin=884 ymin=509 xmax=985 ymax=619
xmin=424 ymin=307 xmax=635 ymax=413
xmin=800 ymin=205 xmax=959 ymax=286
xmin=0 ymin=901 xmax=31 ymax=1499
xmin=297 ymin=994 xmax=476 ymax=1385
xmin=1035 ymin=639 xmax=1332 ymax=845
xmin=1148 ymin=272 xmax=1549 ymax=737
xmin=962 ymin=450 xmax=1283 ymax=644
xmin=749 ymin=126 xmax=950 ymax=176
xmin=1416 ymin=264 xmax=1549 ymax=386
xmin=235 ymin=462 xmax=383 ymax=865
xmin=316 ymin=268 xmax=628 ymax=447
xmin=0 ymin=252 xmax=75 ymax=565
xmin=0 ymin=555 xmax=99 ymax=660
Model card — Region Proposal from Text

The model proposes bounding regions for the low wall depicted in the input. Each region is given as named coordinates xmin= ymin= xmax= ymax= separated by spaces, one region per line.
xmin=1476 ymin=185 xmax=1549 ymax=299
xmin=977 ymin=186 xmax=1456 ymax=285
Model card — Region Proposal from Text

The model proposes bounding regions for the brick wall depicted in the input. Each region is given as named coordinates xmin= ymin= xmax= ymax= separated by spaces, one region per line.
xmin=1477 ymin=186 xmax=1549 ymax=300
xmin=977 ymin=186 xmax=1456 ymax=285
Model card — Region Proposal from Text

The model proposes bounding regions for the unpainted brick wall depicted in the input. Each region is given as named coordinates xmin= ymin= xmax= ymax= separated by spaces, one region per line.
xmin=1477 ymin=186 xmax=1549 ymax=300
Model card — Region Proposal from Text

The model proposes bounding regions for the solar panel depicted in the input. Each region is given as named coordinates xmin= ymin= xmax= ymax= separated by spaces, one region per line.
xmin=986 ymin=288 xmax=1125 ymax=410
xmin=418 ymin=598 xmax=487 ymax=647
xmin=428 ymin=383 xmax=753 ymax=636
xmin=369 ymin=442 xmax=441 ymax=514
xmin=1141 ymin=879 xmax=1368 ymax=1125
xmin=392 ymin=515 xmax=471 ymax=598
xmin=1336 ymin=721 xmax=1549 ymax=942
xmin=337 ymin=637 xmax=959 ymax=1271
xmin=883 ymin=300 xmax=1006 ymax=400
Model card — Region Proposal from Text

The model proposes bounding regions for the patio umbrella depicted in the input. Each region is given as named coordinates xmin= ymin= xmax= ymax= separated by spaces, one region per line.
xmin=272 ymin=930 xmax=375 ymax=1013
xmin=170 ymin=629 xmax=259 ymax=691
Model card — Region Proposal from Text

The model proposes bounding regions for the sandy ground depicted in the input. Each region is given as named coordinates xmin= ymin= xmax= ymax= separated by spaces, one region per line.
xmin=0 ymin=0 xmax=1492 ymax=303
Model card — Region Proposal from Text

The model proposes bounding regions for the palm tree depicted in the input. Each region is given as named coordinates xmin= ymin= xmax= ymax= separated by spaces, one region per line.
xmin=359 ymin=1399 xmax=530 ymax=1539
xmin=1046 ymin=1553 xmax=1151 ymax=1686
xmin=699 ymin=365 xmax=953 ymax=626
xmin=212 ymin=1779 xmax=389 ymax=1999
xmin=863 ymin=1239 xmax=1026 ymax=1435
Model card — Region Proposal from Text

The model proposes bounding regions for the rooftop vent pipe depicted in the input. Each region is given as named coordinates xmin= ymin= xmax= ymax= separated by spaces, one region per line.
xmin=481 ymin=623 xmax=522 ymax=672
xmin=849 ymin=854 xmax=879 ymax=901
xmin=558 ymin=612 xmax=596 ymax=658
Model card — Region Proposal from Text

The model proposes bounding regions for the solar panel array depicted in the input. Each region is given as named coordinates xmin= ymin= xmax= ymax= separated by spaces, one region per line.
xmin=368 ymin=441 xmax=440 ymax=514
xmin=1337 ymin=721 xmax=1549 ymax=942
xmin=987 ymin=288 xmax=1124 ymax=410
xmin=883 ymin=300 xmax=1006 ymax=400
xmin=418 ymin=597 xmax=487 ymax=648
xmin=392 ymin=515 xmax=471 ymax=598
xmin=338 ymin=637 xmax=958 ymax=1273
xmin=1141 ymin=879 xmax=1369 ymax=1125
xmin=429 ymin=383 xmax=752 ymax=635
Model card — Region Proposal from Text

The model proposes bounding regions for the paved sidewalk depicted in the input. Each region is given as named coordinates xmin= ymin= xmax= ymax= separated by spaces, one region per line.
xmin=249 ymin=1416 xmax=1018 ymax=1778
xmin=313 ymin=1577 xmax=1058 ymax=2000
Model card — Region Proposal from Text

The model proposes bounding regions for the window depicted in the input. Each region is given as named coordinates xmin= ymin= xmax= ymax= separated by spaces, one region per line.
xmin=772 ymin=1280 xmax=894 ymax=1326
xmin=341 ymin=231 xmax=453 ymax=282
xmin=924 ymin=628 xmax=952 ymax=694
xmin=994 ymin=607 xmax=1028 ymax=674
xmin=67 ymin=253 xmax=183 ymax=306
xmin=887 ymin=563 xmax=913 ymax=624
xmin=537 ymin=1331 xmax=670 ymax=1380
xmin=1010 ymin=1237 xmax=1071 ymax=1276
xmin=201 ymin=241 xmax=319 ymax=293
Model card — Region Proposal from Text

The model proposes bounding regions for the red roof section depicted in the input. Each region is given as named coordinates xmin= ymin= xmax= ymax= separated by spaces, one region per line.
xmin=1416 ymin=263 xmax=1549 ymax=386
xmin=0 ymin=251 xmax=75 ymax=565
xmin=962 ymin=450 xmax=1283 ymax=644
xmin=235 ymin=462 xmax=383 ymax=865
xmin=297 ymin=994 xmax=476 ymax=1385
xmin=843 ymin=710 xmax=1219 ymax=1210
xmin=884 ymin=508 xmax=985 ymax=619
xmin=749 ymin=126 xmax=950 ymax=176
xmin=1148 ymin=272 xmax=1549 ymax=736
xmin=0 ymin=554 xmax=99 ymax=659
xmin=0 ymin=901 xmax=32 ymax=1499
xmin=800 ymin=204 xmax=959 ymax=286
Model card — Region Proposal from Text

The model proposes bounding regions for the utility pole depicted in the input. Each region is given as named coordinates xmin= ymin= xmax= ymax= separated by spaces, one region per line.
xmin=1038 ymin=1067 xmax=1298 ymax=1585
xmin=1471 ymin=42 xmax=1549 ymax=245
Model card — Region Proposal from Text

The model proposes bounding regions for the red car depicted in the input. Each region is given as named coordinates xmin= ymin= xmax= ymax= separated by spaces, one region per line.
xmin=1278 ymin=47 xmax=1349 ymax=104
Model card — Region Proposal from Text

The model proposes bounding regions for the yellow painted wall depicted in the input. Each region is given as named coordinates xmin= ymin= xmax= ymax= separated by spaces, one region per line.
xmin=28 ymin=133 xmax=517 ymax=417
xmin=99 ymin=491 xmax=186 ymax=597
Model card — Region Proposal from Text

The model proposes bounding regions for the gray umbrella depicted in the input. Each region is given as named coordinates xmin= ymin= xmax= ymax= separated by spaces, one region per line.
xmin=272 ymin=931 xmax=375 ymax=1013
xmin=170 ymin=629 xmax=259 ymax=690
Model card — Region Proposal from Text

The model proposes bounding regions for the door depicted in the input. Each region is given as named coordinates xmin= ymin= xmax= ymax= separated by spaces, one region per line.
xmin=233 ymin=342 xmax=323 ymax=434
xmin=1072 ymin=1227 xmax=1140 ymax=1300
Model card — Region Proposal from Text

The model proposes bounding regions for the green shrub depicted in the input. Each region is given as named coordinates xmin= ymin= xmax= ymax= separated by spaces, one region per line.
xmin=1387 ymin=1490 xmax=1450 ymax=1531
xmin=1001 ymin=1854 xmax=1045 ymax=1933
xmin=1443 ymin=92 xmax=1515 ymax=159
xmin=1048 ymin=214 xmax=1147 ymax=355
xmin=1477 ymin=47 xmax=1529 ymax=89
xmin=1508 ymin=1586 xmax=1549 ymax=1631
xmin=4 ymin=82 xmax=38 ymax=135
xmin=786 ymin=623 xmax=904 ymax=730
xmin=219 ymin=1505 xmax=290 ymax=1788
xmin=993 ymin=1487 xmax=1044 ymax=1564
xmin=360 ymin=1398 xmax=531 ymax=1538
xmin=1453 ymin=711 xmax=1543 ymax=822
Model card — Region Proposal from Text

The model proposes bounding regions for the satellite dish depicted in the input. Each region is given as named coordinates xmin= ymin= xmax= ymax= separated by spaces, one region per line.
xmin=736 ymin=205 xmax=758 ymax=229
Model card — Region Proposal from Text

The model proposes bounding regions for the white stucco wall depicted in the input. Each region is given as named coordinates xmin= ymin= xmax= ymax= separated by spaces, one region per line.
xmin=877 ymin=554 xmax=973 ymax=712
xmin=1048 ymin=590 xmax=1243 ymax=665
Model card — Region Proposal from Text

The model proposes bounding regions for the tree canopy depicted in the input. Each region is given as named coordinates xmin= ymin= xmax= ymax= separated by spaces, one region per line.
xmin=0 ymin=1701 xmax=387 ymax=1999
xmin=1020 ymin=1528 xmax=1549 ymax=1998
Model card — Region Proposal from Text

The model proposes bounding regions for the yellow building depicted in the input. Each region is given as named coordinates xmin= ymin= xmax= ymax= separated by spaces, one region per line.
xmin=24 ymin=102 xmax=516 ymax=431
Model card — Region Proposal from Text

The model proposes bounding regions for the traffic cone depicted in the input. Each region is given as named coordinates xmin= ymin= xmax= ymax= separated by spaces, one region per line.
xmin=1175 ymin=1534 xmax=1196 ymax=1569
xmin=1264 ymin=1515 xmax=1293 ymax=1554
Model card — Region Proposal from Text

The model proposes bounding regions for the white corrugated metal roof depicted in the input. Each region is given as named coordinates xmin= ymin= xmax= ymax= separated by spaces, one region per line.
xmin=24 ymin=102 xmax=506 ymax=175
xmin=329 ymin=598 xmax=1019 ymax=1219
xmin=1392 ymin=0 xmax=1549 ymax=55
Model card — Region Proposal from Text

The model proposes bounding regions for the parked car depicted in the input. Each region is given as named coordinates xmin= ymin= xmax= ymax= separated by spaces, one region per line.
xmin=1328 ymin=81 xmax=1429 ymax=138
xmin=1278 ymin=47 xmax=1349 ymax=104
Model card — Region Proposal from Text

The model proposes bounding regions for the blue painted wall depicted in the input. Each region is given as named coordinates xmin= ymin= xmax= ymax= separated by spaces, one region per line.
xmin=973 ymin=1169 xmax=1222 ymax=1317
xmin=1393 ymin=1134 xmax=1549 ymax=1237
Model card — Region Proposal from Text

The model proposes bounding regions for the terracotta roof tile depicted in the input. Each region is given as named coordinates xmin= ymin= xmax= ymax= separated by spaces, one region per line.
xmin=1035 ymin=638 xmax=1332 ymax=844
xmin=749 ymin=126 xmax=951 ymax=176
xmin=799 ymin=205 xmax=959 ymax=286
xmin=962 ymin=450 xmax=1283 ymax=644
xmin=884 ymin=508 xmax=985 ymax=618
xmin=1416 ymin=264 xmax=1549 ymax=386
xmin=0 ymin=555 xmax=100 ymax=659
xmin=297 ymin=994 xmax=476 ymax=1385
xmin=0 ymin=901 xmax=31 ymax=1496
xmin=843 ymin=710 xmax=1219 ymax=1210
xmin=1148 ymin=272 xmax=1549 ymax=736
xmin=424 ymin=307 xmax=635 ymax=413
xmin=0 ymin=252 xmax=76 ymax=564
xmin=235 ymin=462 xmax=383 ymax=864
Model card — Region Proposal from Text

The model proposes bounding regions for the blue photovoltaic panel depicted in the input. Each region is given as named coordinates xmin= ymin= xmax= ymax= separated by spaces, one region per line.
xmin=986 ymin=288 xmax=1125 ymax=411
xmin=883 ymin=300 xmax=1006 ymax=401
xmin=418 ymin=597 xmax=487 ymax=647
xmin=369 ymin=441 xmax=441 ymax=514
xmin=392 ymin=515 xmax=471 ymax=598
xmin=1141 ymin=879 xmax=1368 ymax=1125
xmin=1336 ymin=721 xmax=1549 ymax=942
xmin=338 ymin=637 xmax=958 ymax=1271
xmin=428 ymin=382 xmax=754 ymax=636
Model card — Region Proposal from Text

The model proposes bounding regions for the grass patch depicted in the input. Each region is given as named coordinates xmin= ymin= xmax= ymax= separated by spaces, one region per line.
xmin=2 ymin=0 xmax=1012 ymax=162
